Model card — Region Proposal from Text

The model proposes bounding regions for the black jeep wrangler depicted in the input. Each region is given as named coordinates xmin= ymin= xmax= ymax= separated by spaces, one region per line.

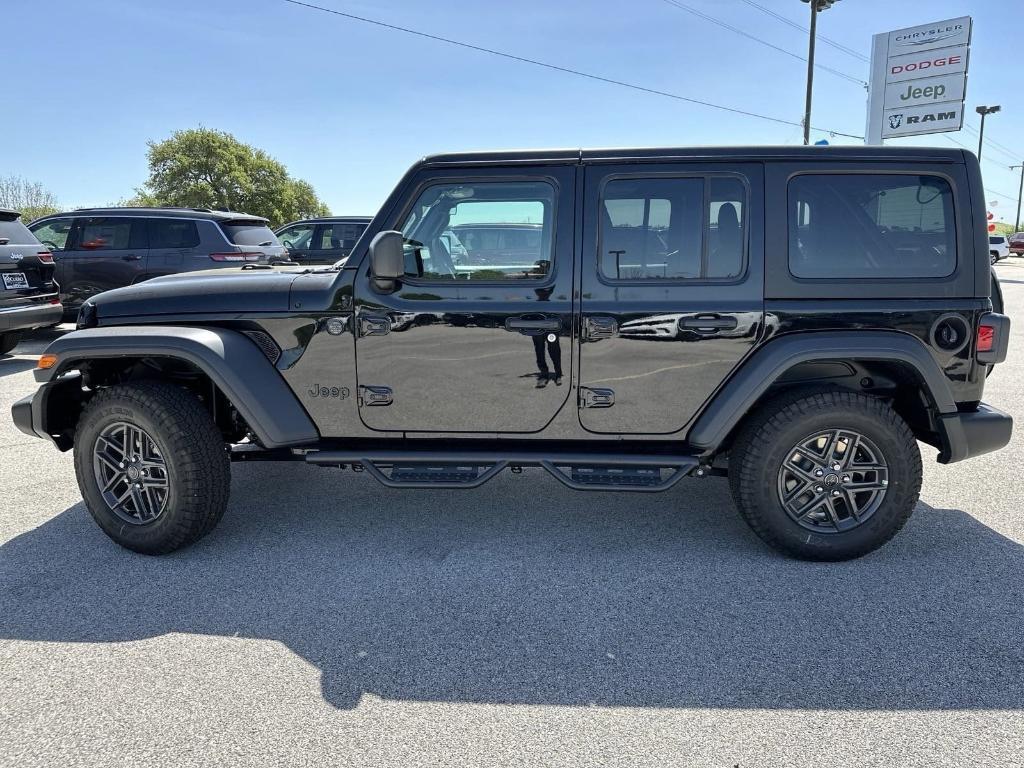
xmin=12 ymin=146 xmax=1012 ymax=560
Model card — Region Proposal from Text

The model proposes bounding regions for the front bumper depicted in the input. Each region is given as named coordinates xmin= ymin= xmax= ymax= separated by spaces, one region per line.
xmin=938 ymin=403 xmax=1013 ymax=464
xmin=12 ymin=392 xmax=43 ymax=440
xmin=0 ymin=300 xmax=62 ymax=332
xmin=11 ymin=374 xmax=82 ymax=450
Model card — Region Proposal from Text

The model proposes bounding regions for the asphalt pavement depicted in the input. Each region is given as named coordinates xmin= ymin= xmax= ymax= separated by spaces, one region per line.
xmin=1 ymin=264 xmax=1022 ymax=767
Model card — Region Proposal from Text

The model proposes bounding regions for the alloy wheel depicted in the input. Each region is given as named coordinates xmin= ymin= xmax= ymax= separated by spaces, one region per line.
xmin=92 ymin=422 xmax=170 ymax=525
xmin=776 ymin=429 xmax=888 ymax=533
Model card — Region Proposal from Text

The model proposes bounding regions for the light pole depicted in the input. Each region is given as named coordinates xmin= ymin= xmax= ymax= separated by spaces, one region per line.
xmin=1011 ymin=163 xmax=1024 ymax=233
xmin=975 ymin=105 xmax=1001 ymax=161
xmin=801 ymin=0 xmax=839 ymax=146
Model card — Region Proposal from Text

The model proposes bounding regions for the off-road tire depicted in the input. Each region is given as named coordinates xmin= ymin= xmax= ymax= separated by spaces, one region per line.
xmin=0 ymin=332 xmax=21 ymax=355
xmin=74 ymin=381 xmax=231 ymax=554
xmin=729 ymin=389 xmax=921 ymax=561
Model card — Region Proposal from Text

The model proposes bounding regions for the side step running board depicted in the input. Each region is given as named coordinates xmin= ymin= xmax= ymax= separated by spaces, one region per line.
xmin=304 ymin=450 xmax=700 ymax=492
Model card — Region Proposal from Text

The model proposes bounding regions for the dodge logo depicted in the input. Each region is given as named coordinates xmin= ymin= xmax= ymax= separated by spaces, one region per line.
xmin=889 ymin=114 xmax=904 ymax=129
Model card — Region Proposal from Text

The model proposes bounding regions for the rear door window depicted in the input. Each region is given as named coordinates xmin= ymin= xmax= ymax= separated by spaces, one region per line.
xmin=789 ymin=174 xmax=956 ymax=279
xmin=317 ymin=222 xmax=367 ymax=250
xmin=149 ymin=219 xmax=200 ymax=249
xmin=220 ymin=222 xmax=279 ymax=246
xmin=598 ymin=175 xmax=746 ymax=281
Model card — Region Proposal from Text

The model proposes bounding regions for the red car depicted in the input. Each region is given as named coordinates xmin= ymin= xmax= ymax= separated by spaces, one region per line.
xmin=1009 ymin=232 xmax=1024 ymax=256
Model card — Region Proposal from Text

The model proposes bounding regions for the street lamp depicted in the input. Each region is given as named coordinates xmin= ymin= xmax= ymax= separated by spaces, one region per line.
xmin=1011 ymin=163 xmax=1023 ymax=234
xmin=800 ymin=0 xmax=839 ymax=146
xmin=975 ymin=105 xmax=1001 ymax=161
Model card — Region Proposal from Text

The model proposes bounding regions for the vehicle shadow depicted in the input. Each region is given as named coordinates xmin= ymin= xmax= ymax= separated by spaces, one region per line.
xmin=0 ymin=356 xmax=37 ymax=377
xmin=14 ymin=325 xmax=71 ymax=356
xmin=2 ymin=462 xmax=1022 ymax=711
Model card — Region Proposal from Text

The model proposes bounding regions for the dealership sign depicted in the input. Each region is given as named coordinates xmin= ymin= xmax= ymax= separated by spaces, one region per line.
xmin=866 ymin=17 xmax=971 ymax=142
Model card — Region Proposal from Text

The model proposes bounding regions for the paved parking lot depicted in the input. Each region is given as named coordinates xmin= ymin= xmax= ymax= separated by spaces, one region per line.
xmin=2 ymin=263 xmax=1023 ymax=767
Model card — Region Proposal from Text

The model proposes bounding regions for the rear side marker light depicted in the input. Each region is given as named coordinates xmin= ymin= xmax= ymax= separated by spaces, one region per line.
xmin=38 ymin=354 xmax=58 ymax=370
xmin=977 ymin=326 xmax=994 ymax=353
xmin=209 ymin=252 xmax=262 ymax=262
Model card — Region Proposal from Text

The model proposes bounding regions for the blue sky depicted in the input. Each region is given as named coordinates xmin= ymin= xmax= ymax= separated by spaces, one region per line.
xmin=5 ymin=0 xmax=1023 ymax=222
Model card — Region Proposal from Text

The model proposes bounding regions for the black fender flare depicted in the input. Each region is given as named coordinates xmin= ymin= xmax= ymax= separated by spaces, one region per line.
xmin=687 ymin=330 xmax=957 ymax=452
xmin=34 ymin=326 xmax=319 ymax=448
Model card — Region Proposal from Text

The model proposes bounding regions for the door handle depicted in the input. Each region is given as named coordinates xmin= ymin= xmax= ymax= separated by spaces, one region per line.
xmin=120 ymin=254 xmax=142 ymax=261
xmin=678 ymin=314 xmax=738 ymax=332
xmin=505 ymin=317 xmax=561 ymax=333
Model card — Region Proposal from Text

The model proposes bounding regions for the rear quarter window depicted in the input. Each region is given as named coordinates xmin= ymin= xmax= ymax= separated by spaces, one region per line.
xmin=219 ymin=222 xmax=279 ymax=246
xmin=789 ymin=174 xmax=956 ymax=279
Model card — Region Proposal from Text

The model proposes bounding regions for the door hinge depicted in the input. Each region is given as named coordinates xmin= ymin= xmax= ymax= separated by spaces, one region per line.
xmin=579 ymin=387 xmax=615 ymax=408
xmin=359 ymin=315 xmax=391 ymax=337
xmin=584 ymin=316 xmax=618 ymax=340
xmin=358 ymin=385 xmax=393 ymax=406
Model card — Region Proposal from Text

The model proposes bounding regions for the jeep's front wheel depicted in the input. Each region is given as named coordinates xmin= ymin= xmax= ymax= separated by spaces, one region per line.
xmin=73 ymin=381 xmax=231 ymax=554
xmin=729 ymin=390 xmax=921 ymax=561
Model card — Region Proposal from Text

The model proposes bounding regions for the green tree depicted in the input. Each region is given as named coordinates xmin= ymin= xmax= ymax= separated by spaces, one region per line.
xmin=136 ymin=128 xmax=330 ymax=227
xmin=0 ymin=175 xmax=61 ymax=223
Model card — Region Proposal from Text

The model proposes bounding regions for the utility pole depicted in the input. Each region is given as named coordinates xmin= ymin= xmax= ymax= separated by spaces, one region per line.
xmin=801 ymin=0 xmax=838 ymax=145
xmin=1011 ymin=163 xmax=1024 ymax=233
xmin=975 ymin=105 xmax=1001 ymax=161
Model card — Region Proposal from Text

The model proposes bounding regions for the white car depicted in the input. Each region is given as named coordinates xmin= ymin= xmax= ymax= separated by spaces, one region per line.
xmin=989 ymin=235 xmax=1010 ymax=264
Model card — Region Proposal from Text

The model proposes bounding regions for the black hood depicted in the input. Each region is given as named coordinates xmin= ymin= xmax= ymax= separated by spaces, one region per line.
xmin=90 ymin=268 xmax=301 ymax=319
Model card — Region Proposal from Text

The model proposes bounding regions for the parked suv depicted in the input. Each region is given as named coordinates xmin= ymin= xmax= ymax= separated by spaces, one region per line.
xmin=12 ymin=146 xmax=1012 ymax=561
xmin=275 ymin=216 xmax=371 ymax=265
xmin=1009 ymin=232 xmax=1024 ymax=256
xmin=0 ymin=209 xmax=62 ymax=354
xmin=989 ymin=235 xmax=1010 ymax=263
xmin=29 ymin=207 xmax=286 ymax=316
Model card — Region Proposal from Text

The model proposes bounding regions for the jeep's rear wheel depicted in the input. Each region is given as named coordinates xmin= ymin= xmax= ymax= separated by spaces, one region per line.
xmin=74 ymin=381 xmax=230 ymax=554
xmin=729 ymin=390 xmax=921 ymax=561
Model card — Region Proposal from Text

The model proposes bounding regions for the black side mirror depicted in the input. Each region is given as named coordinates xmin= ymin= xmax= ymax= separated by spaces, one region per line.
xmin=369 ymin=230 xmax=404 ymax=292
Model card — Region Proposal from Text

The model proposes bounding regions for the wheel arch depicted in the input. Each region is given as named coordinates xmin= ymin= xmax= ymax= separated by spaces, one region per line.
xmin=688 ymin=331 xmax=958 ymax=460
xmin=32 ymin=326 xmax=319 ymax=450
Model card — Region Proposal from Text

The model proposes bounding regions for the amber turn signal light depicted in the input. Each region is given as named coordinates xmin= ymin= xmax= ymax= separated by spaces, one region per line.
xmin=37 ymin=354 xmax=58 ymax=370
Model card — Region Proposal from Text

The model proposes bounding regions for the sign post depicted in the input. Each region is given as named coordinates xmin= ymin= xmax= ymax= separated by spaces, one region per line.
xmin=865 ymin=16 xmax=972 ymax=144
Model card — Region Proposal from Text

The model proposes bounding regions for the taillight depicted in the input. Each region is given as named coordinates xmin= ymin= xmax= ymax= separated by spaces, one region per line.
xmin=209 ymin=252 xmax=262 ymax=262
xmin=977 ymin=325 xmax=994 ymax=353
xmin=976 ymin=312 xmax=1009 ymax=365
xmin=37 ymin=251 xmax=54 ymax=263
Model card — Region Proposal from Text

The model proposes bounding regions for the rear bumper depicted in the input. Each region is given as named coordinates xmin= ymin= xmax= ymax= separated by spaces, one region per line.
xmin=938 ymin=403 xmax=1013 ymax=464
xmin=0 ymin=300 xmax=62 ymax=332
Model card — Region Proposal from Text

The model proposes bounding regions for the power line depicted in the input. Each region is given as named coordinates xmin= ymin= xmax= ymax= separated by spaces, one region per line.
xmin=939 ymin=135 xmax=1020 ymax=204
xmin=962 ymin=123 xmax=1022 ymax=163
xmin=280 ymin=0 xmax=864 ymax=139
xmin=658 ymin=0 xmax=866 ymax=86
xmin=737 ymin=0 xmax=869 ymax=62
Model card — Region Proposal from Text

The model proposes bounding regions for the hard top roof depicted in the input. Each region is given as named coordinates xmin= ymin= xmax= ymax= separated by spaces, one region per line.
xmin=421 ymin=145 xmax=966 ymax=166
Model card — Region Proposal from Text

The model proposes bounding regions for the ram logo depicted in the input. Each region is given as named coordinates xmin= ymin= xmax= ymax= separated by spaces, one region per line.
xmin=888 ymin=113 xmax=904 ymax=129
